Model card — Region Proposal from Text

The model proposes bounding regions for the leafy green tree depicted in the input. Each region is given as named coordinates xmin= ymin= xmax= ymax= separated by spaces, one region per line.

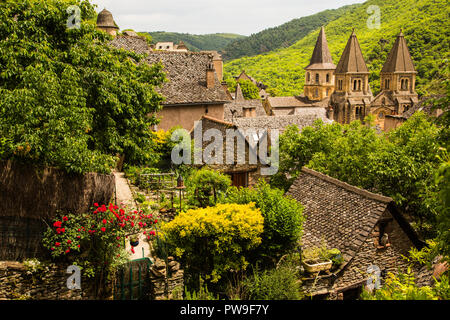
xmin=224 ymin=181 xmax=305 ymax=262
xmin=0 ymin=0 xmax=165 ymax=174
xmin=225 ymin=78 xmax=261 ymax=100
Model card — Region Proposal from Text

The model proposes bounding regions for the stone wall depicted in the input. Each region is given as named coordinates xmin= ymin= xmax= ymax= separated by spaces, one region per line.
xmin=149 ymin=257 xmax=184 ymax=300
xmin=0 ymin=261 xmax=108 ymax=300
xmin=0 ymin=160 xmax=115 ymax=261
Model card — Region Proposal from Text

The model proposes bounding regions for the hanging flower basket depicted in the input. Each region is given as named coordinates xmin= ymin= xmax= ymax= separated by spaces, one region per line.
xmin=129 ymin=235 xmax=139 ymax=247
xmin=302 ymin=259 xmax=333 ymax=273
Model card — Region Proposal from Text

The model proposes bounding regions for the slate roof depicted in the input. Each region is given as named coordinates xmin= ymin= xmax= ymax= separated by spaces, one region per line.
xmin=381 ymin=32 xmax=416 ymax=73
xmin=305 ymin=27 xmax=336 ymax=70
xmin=233 ymin=112 xmax=331 ymax=133
xmin=287 ymin=167 xmax=392 ymax=263
xmin=335 ymin=30 xmax=369 ymax=74
xmin=109 ymin=35 xmax=230 ymax=106
xmin=224 ymin=84 xmax=267 ymax=121
xmin=267 ymin=95 xmax=330 ymax=109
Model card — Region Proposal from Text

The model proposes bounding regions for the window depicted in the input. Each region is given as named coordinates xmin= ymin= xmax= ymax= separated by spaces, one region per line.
xmin=306 ymin=72 xmax=310 ymax=82
xmin=314 ymin=89 xmax=319 ymax=98
xmin=353 ymin=80 xmax=358 ymax=91
xmin=378 ymin=112 xmax=385 ymax=119
xmin=382 ymin=98 xmax=386 ymax=105
xmin=326 ymin=73 xmax=330 ymax=83
xmin=358 ymin=80 xmax=362 ymax=91
xmin=326 ymin=89 xmax=329 ymax=97
xmin=338 ymin=80 xmax=343 ymax=90
xmin=229 ymin=172 xmax=248 ymax=188
xmin=385 ymin=79 xmax=390 ymax=90
xmin=315 ymin=73 xmax=319 ymax=84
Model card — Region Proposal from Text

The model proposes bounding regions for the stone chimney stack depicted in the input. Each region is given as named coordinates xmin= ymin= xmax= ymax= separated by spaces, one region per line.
xmin=206 ymin=62 xmax=215 ymax=89
xmin=96 ymin=8 xmax=119 ymax=37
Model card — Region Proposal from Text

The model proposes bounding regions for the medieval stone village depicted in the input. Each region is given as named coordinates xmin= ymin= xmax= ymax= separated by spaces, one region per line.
xmin=0 ymin=0 xmax=449 ymax=306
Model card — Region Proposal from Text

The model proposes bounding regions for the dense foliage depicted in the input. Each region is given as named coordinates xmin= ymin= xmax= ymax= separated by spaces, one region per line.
xmin=222 ymin=4 xmax=359 ymax=61
xmin=162 ymin=203 xmax=264 ymax=283
xmin=223 ymin=181 xmax=304 ymax=262
xmin=271 ymin=112 xmax=446 ymax=237
xmin=224 ymin=78 xmax=261 ymax=100
xmin=147 ymin=31 xmax=245 ymax=52
xmin=361 ymin=269 xmax=450 ymax=300
xmin=0 ymin=0 xmax=165 ymax=174
xmin=185 ymin=168 xmax=231 ymax=208
xmin=224 ymin=0 xmax=449 ymax=96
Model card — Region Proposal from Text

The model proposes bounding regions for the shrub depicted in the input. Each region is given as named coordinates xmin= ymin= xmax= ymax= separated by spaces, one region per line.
xmin=161 ymin=203 xmax=264 ymax=283
xmin=186 ymin=168 xmax=231 ymax=208
xmin=244 ymin=266 xmax=303 ymax=300
xmin=223 ymin=181 xmax=304 ymax=261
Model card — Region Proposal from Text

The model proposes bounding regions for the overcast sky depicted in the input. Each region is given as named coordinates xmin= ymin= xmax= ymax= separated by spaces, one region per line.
xmin=90 ymin=0 xmax=366 ymax=36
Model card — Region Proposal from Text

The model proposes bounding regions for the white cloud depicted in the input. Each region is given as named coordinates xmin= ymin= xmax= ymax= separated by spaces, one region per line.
xmin=90 ymin=0 xmax=366 ymax=35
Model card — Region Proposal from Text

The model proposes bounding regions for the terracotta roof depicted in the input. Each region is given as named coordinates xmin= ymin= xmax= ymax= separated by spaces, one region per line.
xmin=381 ymin=32 xmax=416 ymax=73
xmin=287 ymin=167 xmax=392 ymax=264
xmin=109 ymin=36 xmax=229 ymax=105
xmin=335 ymin=30 xmax=369 ymax=74
xmin=305 ymin=27 xmax=336 ymax=70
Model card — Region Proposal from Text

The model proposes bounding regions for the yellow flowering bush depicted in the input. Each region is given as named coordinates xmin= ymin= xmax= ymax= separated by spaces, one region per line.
xmin=162 ymin=203 xmax=264 ymax=283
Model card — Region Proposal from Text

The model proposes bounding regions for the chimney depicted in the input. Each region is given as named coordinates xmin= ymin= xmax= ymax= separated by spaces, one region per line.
xmin=212 ymin=52 xmax=223 ymax=82
xmin=206 ymin=62 xmax=215 ymax=89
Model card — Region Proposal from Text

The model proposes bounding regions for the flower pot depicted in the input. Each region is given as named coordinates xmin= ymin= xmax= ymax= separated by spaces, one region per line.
xmin=130 ymin=240 xmax=139 ymax=247
xmin=302 ymin=259 xmax=332 ymax=273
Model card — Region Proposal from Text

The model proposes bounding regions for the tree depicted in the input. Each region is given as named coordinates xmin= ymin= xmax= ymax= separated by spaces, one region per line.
xmin=0 ymin=0 xmax=165 ymax=174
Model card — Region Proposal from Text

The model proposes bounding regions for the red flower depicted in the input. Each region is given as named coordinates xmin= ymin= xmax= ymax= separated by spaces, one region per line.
xmin=67 ymin=239 xmax=72 ymax=244
xmin=94 ymin=203 xmax=99 ymax=207
xmin=77 ymin=235 xmax=81 ymax=239
xmin=51 ymin=248 xmax=55 ymax=251
xmin=130 ymin=222 xmax=134 ymax=227
xmin=102 ymin=219 xmax=107 ymax=224
xmin=56 ymin=228 xmax=62 ymax=234
xmin=62 ymin=216 xmax=68 ymax=221
xmin=131 ymin=248 xmax=135 ymax=254
xmin=55 ymin=242 xmax=60 ymax=247
xmin=77 ymin=244 xmax=80 ymax=248
xmin=65 ymin=249 xmax=70 ymax=254
xmin=101 ymin=227 xmax=106 ymax=232
xmin=116 ymin=236 xmax=120 ymax=240
xmin=61 ymin=228 xmax=65 ymax=233
xmin=53 ymin=221 xmax=62 ymax=228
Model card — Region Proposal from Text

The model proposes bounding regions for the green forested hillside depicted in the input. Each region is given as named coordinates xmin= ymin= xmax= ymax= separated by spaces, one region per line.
xmin=146 ymin=32 xmax=245 ymax=52
xmin=224 ymin=0 xmax=450 ymax=96
xmin=222 ymin=4 xmax=361 ymax=61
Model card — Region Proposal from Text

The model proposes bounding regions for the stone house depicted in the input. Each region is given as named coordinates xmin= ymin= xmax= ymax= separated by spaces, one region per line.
xmin=190 ymin=115 xmax=268 ymax=188
xmin=224 ymin=83 xmax=267 ymax=121
xmin=264 ymin=96 xmax=330 ymax=117
xmin=286 ymin=167 xmax=425 ymax=299
xmin=101 ymin=10 xmax=230 ymax=132
xmin=154 ymin=41 xmax=189 ymax=52
xmin=110 ymin=34 xmax=230 ymax=131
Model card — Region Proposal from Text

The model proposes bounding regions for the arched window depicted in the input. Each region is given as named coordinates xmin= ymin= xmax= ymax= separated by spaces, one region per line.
xmin=404 ymin=79 xmax=409 ymax=90
xmin=315 ymin=73 xmax=319 ymax=84
xmin=306 ymin=72 xmax=310 ymax=82
xmin=314 ymin=89 xmax=319 ymax=98
xmin=326 ymin=73 xmax=330 ymax=83
xmin=353 ymin=80 xmax=358 ymax=91
xmin=382 ymin=98 xmax=386 ymax=105
xmin=378 ymin=111 xmax=385 ymax=119
xmin=358 ymin=80 xmax=362 ymax=91
xmin=385 ymin=79 xmax=390 ymax=90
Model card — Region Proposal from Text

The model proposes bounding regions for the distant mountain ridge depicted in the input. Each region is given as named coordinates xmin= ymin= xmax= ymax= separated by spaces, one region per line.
xmin=224 ymin=0 xmax=450 ymax=96
xmin=146 ymin=32 xmax=246 ymax=52
xmin=221 ymin=4 xmax=362 ymax=61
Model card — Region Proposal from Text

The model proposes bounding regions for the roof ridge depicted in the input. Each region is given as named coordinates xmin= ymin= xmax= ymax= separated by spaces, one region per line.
xmin=301 ymin=167 xmax=393 ymax=203
xmin=201 ymin=115 xmax=235 ymax=127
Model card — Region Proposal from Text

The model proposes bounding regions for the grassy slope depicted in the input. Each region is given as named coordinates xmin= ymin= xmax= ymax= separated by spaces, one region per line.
xmin=221 ymin=4 xmax=361 ymax=61
xmin=146 ymin=32 xmax=246 ymax=52
xmin=224 ymin=0 xmax=450 ymax=96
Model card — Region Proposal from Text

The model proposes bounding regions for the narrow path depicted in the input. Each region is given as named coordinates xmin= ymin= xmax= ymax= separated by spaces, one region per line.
xmin=114 ymin=171 xmax=152 ymax=261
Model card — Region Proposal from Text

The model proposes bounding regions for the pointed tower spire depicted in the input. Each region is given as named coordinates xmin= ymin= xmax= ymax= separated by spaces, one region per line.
xmin=305 ymin=26 xmax=336 ymax=70
xmin=335 ymin=30 xmax=369 ymax=74
xmin=381 ymin=31 xmax=416 ymax=73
